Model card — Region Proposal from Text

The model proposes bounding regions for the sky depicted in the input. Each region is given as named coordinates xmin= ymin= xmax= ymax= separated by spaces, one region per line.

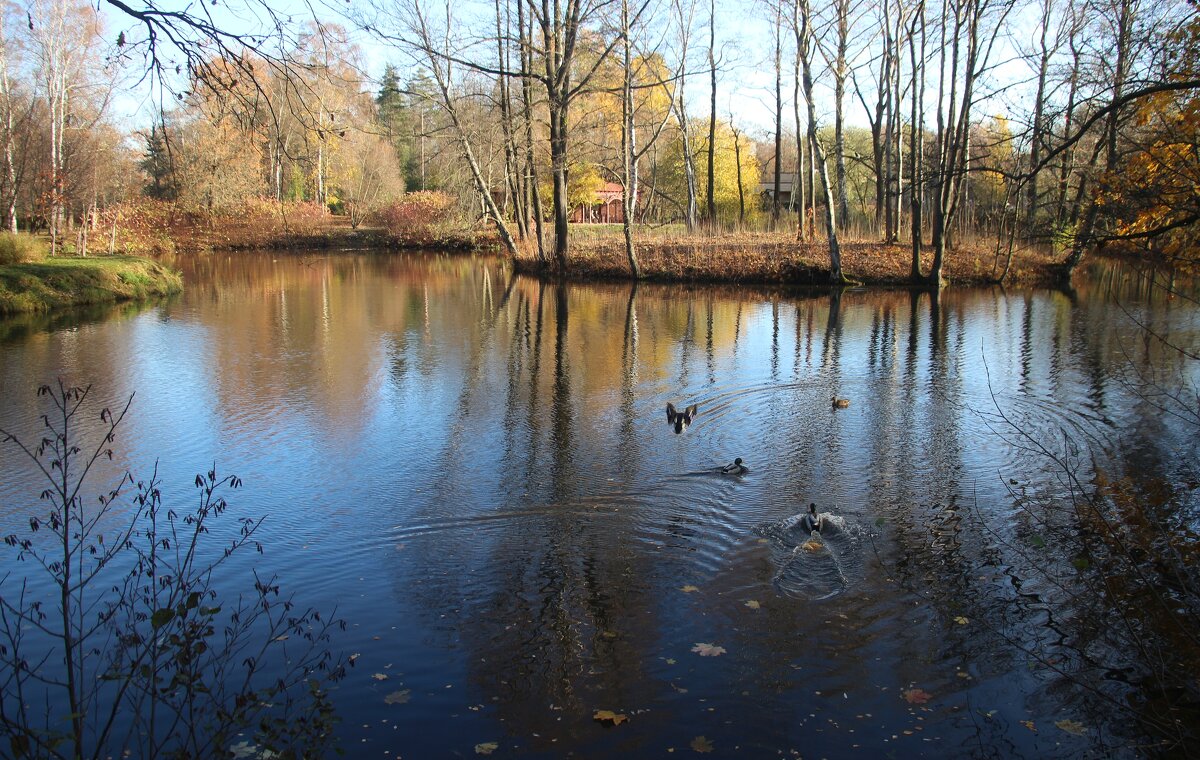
xmin=98 ymin=0 xmax=1043 ymax=141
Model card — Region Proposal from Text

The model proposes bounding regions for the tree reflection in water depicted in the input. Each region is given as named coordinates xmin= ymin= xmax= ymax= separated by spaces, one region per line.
xmin=0 ymin=252 xmax=1196 ymax=755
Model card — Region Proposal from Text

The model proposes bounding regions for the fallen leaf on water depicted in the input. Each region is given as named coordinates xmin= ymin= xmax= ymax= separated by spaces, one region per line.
xmin=1021 ymin=720 xmax=1037 ymax=732
xmin=348 ymin=653 xmax=361 ymax=665
xmin=474 ymin=742 xmax=498 ymax=755
xmin=802 ymin=539 xmax=823 ymax=552
xmin=902 ymin=688 xmax=932 ymax=704
xmin=670 ymin=682 xmax=688 ymax=693
xmin=372 ymin=673 xmax=388 ymax=681
xmin=744 ymin=600 xmax=761 ymax=609
xmin=954 ymin=616 xmax=969 ymax=625
xmin=384 ymin=690 xmax=411 ymax=705
xmin=681 ymin=585 xmax=700 ymax=593
xmin=229 ymin=742 xmax=258 ymax=759
xmin=666 ymin=658 xmax=676 ymax=665
xmin=272 ymin=635 xmax=289 ymax=642
xmin=692 ymin=643 xmax=726 ymax=657
xmin=690 ymin=735 xmax=714 ymax=753
xmin=593 ymin=710 xmax=628 ymax=725
xmin=1056 ymin=719 xmax=1087 ymax=735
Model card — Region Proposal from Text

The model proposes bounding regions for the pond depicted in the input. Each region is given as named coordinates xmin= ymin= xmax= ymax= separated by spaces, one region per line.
xmin=1 ymin=251 xmax=1198 ymax=757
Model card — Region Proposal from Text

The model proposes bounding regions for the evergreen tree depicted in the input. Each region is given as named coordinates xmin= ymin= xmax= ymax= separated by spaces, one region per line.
xmin=140 ymin=125 xmax=179 ymax=200
xmin=376 ymin=64 xmax=413 ymax=191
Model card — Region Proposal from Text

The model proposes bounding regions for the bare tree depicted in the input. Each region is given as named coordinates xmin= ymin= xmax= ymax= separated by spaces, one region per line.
xmin=796 ymin=0 xmax=843 ymax=281
xmin=670 ymin=0 xmax=700 ymax=231
xmin=705 ymin=0 xmax=717 ymax=225
xmin=404 ymin=0 xmax=519 ymax=256
xmin=927 ymin=0 xmax=1014 ymax=286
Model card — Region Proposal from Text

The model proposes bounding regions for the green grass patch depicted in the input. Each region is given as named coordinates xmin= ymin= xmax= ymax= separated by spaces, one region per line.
xmin=0 ymin=256 xmax=183 ymax=315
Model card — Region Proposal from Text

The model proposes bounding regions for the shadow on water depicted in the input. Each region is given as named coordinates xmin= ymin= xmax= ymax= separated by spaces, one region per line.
xmin=0 ymin=298 xmax=168 ymax=345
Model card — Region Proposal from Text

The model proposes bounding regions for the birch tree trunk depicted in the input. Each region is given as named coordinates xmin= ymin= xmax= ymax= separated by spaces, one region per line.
xmin=620 ymin=0 xmax=639 ymax=276
xmin=797 ymin=0 xmax=843 ymax=282
xmin=705 ymin=0 xmax=716 ymax=225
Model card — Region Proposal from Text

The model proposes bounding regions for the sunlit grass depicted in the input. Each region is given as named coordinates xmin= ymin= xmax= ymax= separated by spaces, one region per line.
xmin=0 ymin=255 xmax=183 ymax=314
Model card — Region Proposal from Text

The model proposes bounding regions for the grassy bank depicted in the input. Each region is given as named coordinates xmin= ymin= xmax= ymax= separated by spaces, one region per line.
xmin=0 ymin=256 xmax=183 ymax=315
xmin=512 ymin=231 xmax=1062 ymax=287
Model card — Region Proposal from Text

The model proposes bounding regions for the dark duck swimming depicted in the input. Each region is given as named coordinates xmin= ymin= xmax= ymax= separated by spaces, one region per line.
xmin=666 ymin=402 xmax=698 ymax=433
xmin=721 ymin=457 xmax=749 ymax=475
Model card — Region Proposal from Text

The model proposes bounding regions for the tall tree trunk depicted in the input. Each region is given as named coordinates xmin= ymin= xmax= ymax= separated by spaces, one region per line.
xmin=411 ymin=2 xmax=518 ymax=257
xmin=929 ymin=0 xmax=1006 ymax=285
xmin=706 ymin=0 xmax=717 ymax=225
xmin=517 ymin=0 xmax=546 ymax=262
xmin=773 ymin=9 xmax=783 ymax=226
xmin=882 ymin=0 xmax=896 ymax=242
xmin=732 ymin=124 xmax=746 ymax=225
xmin=1065 ymin=0 xmax=1131 ymax=274
xmin=1054 ymin=18 xmax=1082 ymax=227
xmin=792 ymin=0 xmax=807 ymax=240
xmin=0 ymin=10 xmax=17 ymax=233
xmin=908 ymin=0 xmax=926 ymax=280
xmin=671 ymin=0 xmax=699 ymax=231
xmin=797 ymin=0 xmax=843 ymax=282
xmin=1026 ymin=0 xmax=1054 ymax=230
xmin=891 ymin=0 xmax=904 ymax=241
xmin=497 ymin=0 xmax=527 ymax=240
xmin=833 ymin=0 xmax=849 ymax=227
xmin=620 ymin=0 xmax=640 ymax=276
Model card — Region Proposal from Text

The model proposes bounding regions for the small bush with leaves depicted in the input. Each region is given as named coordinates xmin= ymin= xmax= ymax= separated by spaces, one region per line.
xmin=0 ymin=382 xmax=346 ymax=759
xmin=0 ymin=232 xmax=48 ymax=265
xmin=376 ymin=191 xmax=465 ymax=245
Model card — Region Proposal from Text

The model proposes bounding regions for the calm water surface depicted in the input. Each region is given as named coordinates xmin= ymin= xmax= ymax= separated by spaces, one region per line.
xmin=1 ymin=252 xmax=1198 ymax=757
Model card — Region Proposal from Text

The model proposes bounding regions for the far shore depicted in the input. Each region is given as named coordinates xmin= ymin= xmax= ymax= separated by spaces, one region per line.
xmin=144 ymin=218 xmax=1069 ymax=288
xmin=511 ymin=232 xmax=1065 ymax=287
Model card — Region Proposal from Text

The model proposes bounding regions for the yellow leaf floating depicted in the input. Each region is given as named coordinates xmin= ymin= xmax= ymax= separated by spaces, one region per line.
xmin=690 ymin=735 xmax=714 ymax=753
xmin=593 ymin=709 xmax=628 ymax=725
xmin=1056 ymin=719 xmax=1087 ymax=736
xmin=802 ymin=539 xmax=823 ymax=552
xmin=745 ymin=600 xmax=761 ymax=609
xmin=692 ymin=642 xmax=726 ymax=657
xmin=954 ymin=616 xmax=970 ymax=625
xmin=474 ymin=742 xmax=499 ymax=755
xmin=1021 ymin=720 xmax=1037 ymax=732
xmin=680 ymin=585 xmax=700 ymax=593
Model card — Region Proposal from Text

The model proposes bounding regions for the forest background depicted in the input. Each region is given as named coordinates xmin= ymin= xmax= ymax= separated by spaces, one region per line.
xmin=0 ymin=0 xmax=1196 ymax=284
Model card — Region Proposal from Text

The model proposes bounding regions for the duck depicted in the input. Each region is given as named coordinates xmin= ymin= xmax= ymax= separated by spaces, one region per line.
xmin=721 ymin=457 xmax=749 ymax=475
xmin=831 ymin=396 xmax=850 ymax=409
xmin=799 ymin=503 xmax=822 ymax=534
xmin=666 ymin=402 xmax=698 ymax=433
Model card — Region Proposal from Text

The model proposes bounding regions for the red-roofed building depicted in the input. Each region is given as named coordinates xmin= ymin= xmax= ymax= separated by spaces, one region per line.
xmin=569 ymin=182 xmax=628 ymax=223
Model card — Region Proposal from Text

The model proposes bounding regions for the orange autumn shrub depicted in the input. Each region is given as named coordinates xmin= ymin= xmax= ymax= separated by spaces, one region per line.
xmin=96 ymin=199 xmax=185 ymax=256
xmin=98 ymin=198 xmax=334 ymax=253
xmin=376 ymin=192 xmax=460 ymax=244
